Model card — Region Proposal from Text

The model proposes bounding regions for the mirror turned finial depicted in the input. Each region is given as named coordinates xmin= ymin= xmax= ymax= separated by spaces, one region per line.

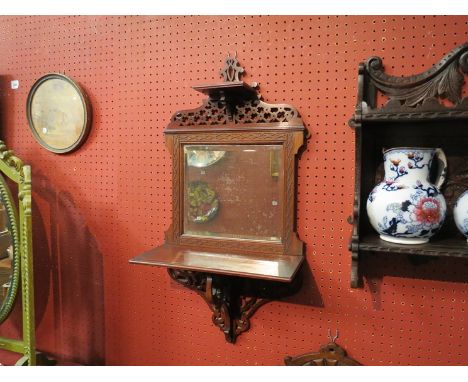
xmin=220 ymin=52 xmax=245 ymax=82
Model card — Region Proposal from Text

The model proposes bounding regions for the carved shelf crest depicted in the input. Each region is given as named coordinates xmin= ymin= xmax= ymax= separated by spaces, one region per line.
xmin=352 ymin=43 xmax=468 ymax=122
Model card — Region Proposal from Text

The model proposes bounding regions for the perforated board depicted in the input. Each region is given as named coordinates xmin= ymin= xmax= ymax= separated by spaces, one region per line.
xmin=0 ymin=16 xmax=467 ymax=365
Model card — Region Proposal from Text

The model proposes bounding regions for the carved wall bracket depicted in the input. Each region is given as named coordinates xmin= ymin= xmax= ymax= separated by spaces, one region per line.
xmin=168 ymin=269 xmax=300 ymax=343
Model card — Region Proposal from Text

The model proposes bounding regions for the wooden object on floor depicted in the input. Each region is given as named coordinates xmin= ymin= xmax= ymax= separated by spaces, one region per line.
xmin=284 ymin=342 xmax=361 ymax=366
xmin=285 ymin=331 xmax=361 ymax=366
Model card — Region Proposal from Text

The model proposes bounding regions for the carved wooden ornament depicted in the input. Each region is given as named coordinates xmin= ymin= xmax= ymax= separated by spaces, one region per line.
xmin=284 ymin=342 xmax=361 ymax=366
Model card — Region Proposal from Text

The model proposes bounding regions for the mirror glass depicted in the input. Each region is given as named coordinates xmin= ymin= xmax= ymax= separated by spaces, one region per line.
xmin=0 ymin=175 xmax=15 ymax=313
xmin=183 ymin=144 xmax=284 ymax=242
xmin=0 ymin=203 xmax=13 ymax=308
xmin=29 ymin=75 xmax=87 ymax=152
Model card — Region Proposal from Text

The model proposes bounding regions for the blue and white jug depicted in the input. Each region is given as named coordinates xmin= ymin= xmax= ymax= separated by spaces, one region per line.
xmin=454 ymin=191 xmax=468 ymax=242
xmin=367 ymin=147 xmax=447 ymax=245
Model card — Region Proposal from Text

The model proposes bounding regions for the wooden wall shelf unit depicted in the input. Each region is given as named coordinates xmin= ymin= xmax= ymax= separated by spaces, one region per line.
xmin=130 ymin=54 xmax=307 ymax=343
xmin=349 ymin=43 xmax=468 ymax=288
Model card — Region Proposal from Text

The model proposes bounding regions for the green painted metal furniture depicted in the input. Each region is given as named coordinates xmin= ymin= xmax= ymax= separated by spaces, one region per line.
xmin=0 ymin=141 xmax=36 ymax=366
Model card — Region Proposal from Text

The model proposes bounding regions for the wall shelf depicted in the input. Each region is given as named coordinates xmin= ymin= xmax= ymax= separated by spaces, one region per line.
xmin=349 ymin=43 xmax=468 ymax=288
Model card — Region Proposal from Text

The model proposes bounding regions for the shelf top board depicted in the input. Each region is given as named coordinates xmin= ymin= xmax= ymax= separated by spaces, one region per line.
xmin=192 ymin=81 xmax=258 ymax=100
xmin=130 ymin=244 xmax=304 ymax=282
xmin=356 ymin=98 xmax=468 ymax=123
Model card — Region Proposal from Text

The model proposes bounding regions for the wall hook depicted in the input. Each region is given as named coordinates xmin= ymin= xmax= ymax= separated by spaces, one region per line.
xmin=327 ymin=328 xmax=339 ymax=343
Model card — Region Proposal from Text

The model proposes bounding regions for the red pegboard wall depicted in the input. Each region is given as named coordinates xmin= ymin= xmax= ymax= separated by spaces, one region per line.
xmin=0 ymin=16 xmax=467 ymax=365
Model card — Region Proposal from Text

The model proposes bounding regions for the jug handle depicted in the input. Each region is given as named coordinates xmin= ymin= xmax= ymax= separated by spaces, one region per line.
xmin=434 ymin=148 xmax=448 ymax=189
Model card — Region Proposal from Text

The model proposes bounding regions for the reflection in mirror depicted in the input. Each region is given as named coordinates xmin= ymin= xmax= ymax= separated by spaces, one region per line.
xmin=0 ymin=202 xmax=13 ymax=307
xmin=183 ymin=144 xmax=284 ymax=242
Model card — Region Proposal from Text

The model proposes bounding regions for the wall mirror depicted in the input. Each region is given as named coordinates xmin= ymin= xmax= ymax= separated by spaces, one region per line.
xmin=167 ymin=131 xmax=304 ymax=278
xmin=131 ymin=55 xmax=307 ymax=343
xmin=26 ymin=73 xmax=91 ymax=154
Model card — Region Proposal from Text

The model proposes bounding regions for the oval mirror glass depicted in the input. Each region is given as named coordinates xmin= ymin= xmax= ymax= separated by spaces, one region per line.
xmin=0 ymin=173 xmax=19 ymax=324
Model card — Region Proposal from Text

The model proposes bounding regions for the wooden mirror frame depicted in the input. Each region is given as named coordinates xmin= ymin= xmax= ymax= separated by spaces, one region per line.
xmin=164 ymin=127 xmax=304 ymax=266
xmin=131 ymin=55 xmax=308 ymax=342
xmin=26 ymin=73 xmax=92 ymax=154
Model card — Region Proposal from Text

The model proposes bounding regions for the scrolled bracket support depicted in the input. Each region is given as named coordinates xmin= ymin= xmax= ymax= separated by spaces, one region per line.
xmin=168 ymin=269 xmax=279 ymax=343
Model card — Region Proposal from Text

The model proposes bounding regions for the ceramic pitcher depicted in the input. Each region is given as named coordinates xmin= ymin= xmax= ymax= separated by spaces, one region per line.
xmin=367 ymin=147 xmax=447 ymax=244
xmin=454 ymin=191 xmax=468 ymax=242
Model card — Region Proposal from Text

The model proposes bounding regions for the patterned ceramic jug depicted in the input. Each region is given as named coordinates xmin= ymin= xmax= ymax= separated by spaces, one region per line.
xmin=367 ymin=147 xmax=447 ymax=244
xmin=454 ymin=191 xmax=468 ymax=242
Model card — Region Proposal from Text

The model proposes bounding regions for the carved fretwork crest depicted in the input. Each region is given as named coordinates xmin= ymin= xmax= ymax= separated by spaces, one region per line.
xmin=363 ymin=43 xmax=468 ymax=112
xmin=166 ymin=54 xmax=304 ymax=128
xmin=220 ymin=52 xmax=245 ymax=82
xmin=171 ymin=98 xmax=300 ymax=127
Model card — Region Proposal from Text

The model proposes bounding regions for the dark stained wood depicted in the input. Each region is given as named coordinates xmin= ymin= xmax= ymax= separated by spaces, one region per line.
xmin=349 ymin=43 xmax=468 ymax=288
xmin=166 ymin=98 xmax=304 ymax=129
xmin=360 ymin=234 xmax=468 ymax=258
xmin=167 ymin=269 xmax=271 ymax=343
xmin=191 ymin=81 xmax=258 ymax=101
xmin=365 ymin=44 xmax=468 ymax=107
xmin=219 ymin=53 xmax=245 ymax=82
xmin=130 ymin=54 xmax=307 ymax=342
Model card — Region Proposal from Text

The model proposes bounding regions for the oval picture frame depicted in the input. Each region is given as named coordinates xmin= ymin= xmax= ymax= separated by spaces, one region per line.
xmin=26 ymin=73 xmax=91 ymax=154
